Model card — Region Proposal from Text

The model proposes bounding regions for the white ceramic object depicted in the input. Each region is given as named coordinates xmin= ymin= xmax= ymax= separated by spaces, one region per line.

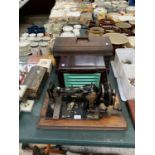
xmin=39 ymin=42 xmax=48 ymax=47
xmin=30 ymin=42 xmax=40 ymax=56
xmin=30 ymin=42 xmax=38 ymax=47
xmin=29 ymin=33 xmax=36 ymax=37
xmin=129 ymin=20 xmax=135 ymax=25
xmin=128 ymin=36 xmax=135 ymax=48
xmin=27 ymin=37 xmax=35 ymax=43
xmin=37 ymin=33 xmax=44 ymax=37
xmin=19 ymin=42 xmax=30 ymax=51
xmin=93 ymin=7 xmax=107 ymax=18
xmin=63 ymin=26 xmax=73 ymax=32
xmin=60 ymin=32 xmax=75 ymax=37
xmin=126 ymin=6 xmax=135 ymax=14
xmin=115 ymin=22 xmax=132 ymax=29
xmin=118 ymin=2 xmax=128 ymax=12
xmin=112 ymin=1 xmax=120 ymax=5
xmin=21 ymin=33 xmax=29 ymax=38
xmin=19 ymin=42 xmax=31 ymax=56
xmin=74 ymin=25 xmax=81 ymax=29
xmin=73 ymin=29 xmax=80 ymax=37
xmin=39 ymin=42 xmax=49 ymax=55
xmin=42 ymin=36 xmax=52 ymax=49
xmin=20 ymin=36 xmax=27 ymax=41
xmin=103 ymin=33 xmax=128 ymax=45
xmin=95 ymin=0 xmax=105 ymax=7
xmin=34 ymin=37 xmax=42 ymax=42
xmin=66 ymin=11 xmax=81 ymax=17
xmin=118 ymin=15 xmax=135 ymax=21
xmin=107 ymin=12 xmax=121 ymax=22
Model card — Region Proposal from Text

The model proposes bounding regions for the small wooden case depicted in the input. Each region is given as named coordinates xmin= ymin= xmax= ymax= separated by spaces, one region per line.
xmin=23 ymin=66 xmax=48 ymax=99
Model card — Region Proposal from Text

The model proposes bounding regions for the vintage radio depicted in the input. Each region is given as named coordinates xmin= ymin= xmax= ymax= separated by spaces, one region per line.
xmin=23 ymin=66 xmax=48 ymax=99
xmin=53 ymin=36 xmax=113 ymax=56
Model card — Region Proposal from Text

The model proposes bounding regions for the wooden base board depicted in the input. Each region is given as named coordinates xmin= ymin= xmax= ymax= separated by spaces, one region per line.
xmin=127 ymin=100 xmax=135 ymax=126
xmin=37 ymin=98 xmax=127 ymax=130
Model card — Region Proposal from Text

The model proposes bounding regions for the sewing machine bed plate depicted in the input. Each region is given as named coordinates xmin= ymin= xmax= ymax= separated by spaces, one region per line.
xmin=37 ymin=98 xmax=127 ymax=130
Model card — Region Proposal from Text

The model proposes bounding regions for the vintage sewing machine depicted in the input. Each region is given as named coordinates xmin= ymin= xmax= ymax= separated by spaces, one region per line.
xmin=46 ymin=82 xmax=121 ymax=119
xmin=37 ymin=55 xmax=127 ymax=130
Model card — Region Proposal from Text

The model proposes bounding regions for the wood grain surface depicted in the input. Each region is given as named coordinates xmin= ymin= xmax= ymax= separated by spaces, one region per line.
xmin=37 ymin=98 xmax=127 ymax=130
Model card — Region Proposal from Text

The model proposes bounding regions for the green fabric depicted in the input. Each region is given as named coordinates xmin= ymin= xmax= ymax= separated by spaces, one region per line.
xmin=19 ymin=66 xmax=135 ymax=147
xmin=64 ymin=73 xmax=101 ymax=88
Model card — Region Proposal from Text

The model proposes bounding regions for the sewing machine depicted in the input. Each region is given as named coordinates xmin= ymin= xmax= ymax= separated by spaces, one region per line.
xmin=37 ymin=55 xmax=127 ymax=130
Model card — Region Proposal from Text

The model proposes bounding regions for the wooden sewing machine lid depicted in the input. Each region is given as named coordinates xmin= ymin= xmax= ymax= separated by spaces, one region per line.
xmin=59 ymin=55 xmax=106 ymax=69
xmin=53 ymin=36 xmax=113 ymax=56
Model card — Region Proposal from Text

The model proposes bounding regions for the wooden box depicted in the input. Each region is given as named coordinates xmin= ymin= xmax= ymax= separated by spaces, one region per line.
xmin=53 ymin=36 xmax=113 ymax=56
xmin=57 ymin=55 xmax=107 ymax=87
xmin=23 ymin=66 xmax=48 ymax=99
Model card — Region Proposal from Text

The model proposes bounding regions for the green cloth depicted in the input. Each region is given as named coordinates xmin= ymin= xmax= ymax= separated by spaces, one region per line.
xmin=19 ymin=66 xmax=135 ymax=147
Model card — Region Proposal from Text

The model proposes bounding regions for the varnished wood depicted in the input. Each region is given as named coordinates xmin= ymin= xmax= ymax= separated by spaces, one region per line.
xmin=23 ymin=66 xmax=48 ymax=99
xmin=38 ymin=115 xmax=127 ymax=130
xmin=57 ymin=55 xmax=107 ymax=87
xmin=127 ymin=100 xmax=135 ymax=125
xmin=37 ymin=98 xmax=127 ymax=130
xmin=53 ymin=36 xmax=113 ymax=56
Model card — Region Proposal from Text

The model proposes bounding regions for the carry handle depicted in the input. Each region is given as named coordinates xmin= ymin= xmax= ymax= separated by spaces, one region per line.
xmin=76 ymin=36 xmax=89 ymax=42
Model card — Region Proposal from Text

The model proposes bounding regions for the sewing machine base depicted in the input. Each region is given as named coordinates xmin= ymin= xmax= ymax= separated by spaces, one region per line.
xmin=37 ymin=98 xmax=127 ymax=130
